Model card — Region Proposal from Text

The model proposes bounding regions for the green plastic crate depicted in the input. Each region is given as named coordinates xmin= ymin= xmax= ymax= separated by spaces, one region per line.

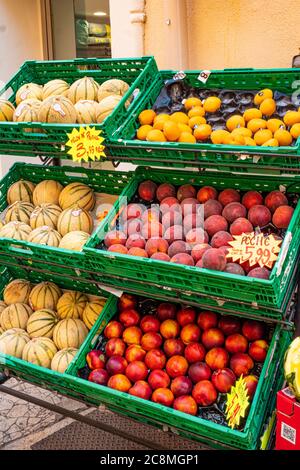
xmin=84 ymin=167 xmax=300 ymax=321
xmin=0 ymin=162 xmax=132 ymax=277
xmin=109 ymin=68 xmax=300 ymax=173
xmin=66 ymin=295 xmax=291 ymax=450
xmin=0 ymin=57 xmax=157 ymax=158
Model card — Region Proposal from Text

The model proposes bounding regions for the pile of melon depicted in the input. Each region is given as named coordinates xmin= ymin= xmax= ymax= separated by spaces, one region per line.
xmin=0 ymin=279 xmax=106 ymax=372
xmin=0 ymin=178 xmax=96 ymax=250
xmin=0 ymin=77 xmax=130 ymax=127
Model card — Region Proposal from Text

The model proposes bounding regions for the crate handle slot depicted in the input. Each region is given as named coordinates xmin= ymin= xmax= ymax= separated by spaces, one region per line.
xmin=64 ymin=171 xmax=88 ymax=179
xmin=7 ymin=244 xmax=33 ymax=255
xmin=276 ymin=232 xmax=292 ymax=276
xmin=0 ymin=87 xmax=14 ymax=100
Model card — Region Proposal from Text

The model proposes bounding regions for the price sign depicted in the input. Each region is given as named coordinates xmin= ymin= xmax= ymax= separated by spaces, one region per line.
xmin=227 ymin=232 xmax=282 ymax=269
xmin=225 ymin=376 xmax=250 ymax=429
xmin=197 ymin=70 xmax=211 ymax=83
xmin=66 ymin=126 xmax=106 ymax=163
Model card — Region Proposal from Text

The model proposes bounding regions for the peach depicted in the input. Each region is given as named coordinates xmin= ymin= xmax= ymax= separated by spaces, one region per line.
xmin=162 ymin=210 xmax=182 ymax=228
xmin=177 ymin=307 xmax=196 ymax=327
xmin=170 ymin=253 xmax=194 ymax=265
xmin=188 ymin=361 xmax=211 ymax=383
xmin=177 ymin=184 xmax=196 ymax=202
xmin=125 ymin=344 xmax=146 ymax=363
xmin=204 ymin=199 xmax=223 ymax=219
xmin=192 ymin=380 xmax=217 ymax=406
xmin=247 ymin=267 xmax=270 ymax=279
xmin=168 ymin=241 xmax=190 ymax=258
xmin=218 ymin=189 xmax=240 ymax=206
xmin=166 ymin=355 xmax=189 ymax=378
xmin=152 ymin=388 xmax=174 ymax=407
xmin=157 ymin=303 xmax=177 ymax=321
xmin=185 ymin=228 xmax=209 ymax=246
xmin=164 ymin=224 xmax=184 ymax=242
xmin=160 ymin=197 xmax=182 ymax=214
xmin=145 ymin=237 xmax=169 ymax=256
xmin=125 ymin=234 xmax=146 ymax=249
xmin=141 ymin=208 xmax=160 ymax=225
xmin=191 ymin=243 xmax=210 ymax=263
xmin=230 ymin=353 xmax=254 ymax=377
xmin=224 ymin=263 xmax=245 ymax=275
xmin=218 ymin=245 xmax=230 ymax=256
xmin=196 ymin=259 xmax=203 ymax=268
xmin=107 ymin=374 xmax=131 ymax=392
xmin=248 ymin=205 xmax=271 ymax=227
xmin=197 ymin=186 xmax=218 ymax=203
xmin=225 ymin=333 xmax=248 ymax=354
xmin=151 ymin=253 xmax=171 ymax=261
xmin=181 ymin=198 xmax=199 ymax=216
xmin=171 ymin=376 xmax=193 ymax=397
xmin=141 ymin=222 xmax=163 ymax=239
xmin=105 ymin=338 xmax=126 ymax=358
xmin=163 ymin=338 xmax=185 ymax=357
xmin=211 ymin=231 xmax=233 ymax=249
xmin=204 ymin=215 xmax=228 ymax=237
xmin=211 ymin=368 xmax=236 ymax=393
xmin=123 ymin=203 xmax=144 ymax=221
xmin=119 ymin=309 xmax=140 ymax=327
xmin=108 ymin=244 xmax=128 ymax=254
xmin=222 ymin=202 xmax=247 ymax=223
xmin=104 ymin=230 xmax=127 ymax=247
xmin=265 ymin=190 xmax=288 ymax=213
xmin=160 ymin=319 xmax=180 ymax=339
xmin=218 ymin=316 xmax=241 ymax=336
xmin=183 ymin=213 xmax=202 ymax=233
xmin=141 ymin=332 xmax=163 ymax=351
xmin=106 ymin=355 xmax=128 ymax=375
xmin=140 ymin=315 xmax=160 ymax=333
xmin=243 ymin=375 xmax=258 ymax=399
xmin=242 ymin=191 xmax=263 ymax=210
xmin=173 ymin=395 xmax=197 ymax=415
xmin=205 ymin=347 xmax=229 ymax=370
xmin=230 ymin=217 xmax=253 ymax=236
xmin=122 ymin=326 xmax=143 ymax=345
xmin=180 ymin=323 xmax=201 ymax=344
xmin=272 ymin=205 xmax=294 ymax=228
xmin=129 ymin=380 xmax=152 ymax=400
xmin=88 ymin=368 xmax=109 ymax=386
xmin=118 ymin=294 xmax=137 ymax=312
xmin=128 ymin=247 xmax=148 ymax=258
xmin=145 ymin=349 xmax=166 ymax=370
xmin=197 ymin=311 xmax=218 ymax=330
xmin=202 ymin=248 xmax=227 ymax=271
xmin=248 ymin=339 xmax=269 ymax=362
xmin=124 ymin=218 xmax=142 ymax=236
xmin=125 ymin=360 xmax=148 ymax=382
xmin=242 ymin=320 xmax=265 ymax=341
xmin=202 ymin=328 xmax=225 ymax=349
xmin=138 ymin=180 xmax=157 ymax=202
xmin=148 ymin=369 xmax=170 ymax=390
xmin=156 ymin=183 xmax=176 ymax=202
xmin=104 ymin=321 xmax=124 ymax=339
xmin=86 ymin=350 xmax=105 ymax=370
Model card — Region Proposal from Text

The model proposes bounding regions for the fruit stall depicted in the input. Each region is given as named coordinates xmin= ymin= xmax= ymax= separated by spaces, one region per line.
xmin=0 ymin=57 xmax=299 ymax=450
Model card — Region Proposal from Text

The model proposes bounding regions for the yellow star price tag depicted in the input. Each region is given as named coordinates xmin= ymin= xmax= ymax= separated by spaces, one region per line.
xmin=66 ymin=126 xmax=106 ymax=163
xmin=227 ymin=232 xmax=282 ymax=269
xmin=225 ymin=376 xmax=250 ymax=429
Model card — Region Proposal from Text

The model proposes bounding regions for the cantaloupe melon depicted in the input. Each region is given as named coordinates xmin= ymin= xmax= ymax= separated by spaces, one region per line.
xmin=57 ymin=207 xmax=93 ymax=236
xmin=29 ymin=281 xmax=62 ymax=311
xmin=30 ymin=203 xmax=62 ymax=230
xmin=68 ymin=77 xmax=99 ymax=103
xmin=53 ymin=318 xmax=88 ymax=349
xmin=58 ymin=182 xmax=95 ymax=211
xmin=38 ymin=96 xmax=77 ymax=123
xmin=33 ymin=180 xmax=63 ymax=206
xmin=82 ymin=298 xmax=106 ymax=330
xmin=0 ymin=328 xmax=30 ymax=358
xmin=5 ymin=201 xmax=34 ymax=225
xmin=43 ymin=79 xmax=70 ymax=100
xmin=7 ymin=180 xmax=35 ymax=205
xmin=22 ymin=337 xmax=57 ymax=368
xmin=57 ymin=290 xmax=88 ymax=319
xmin=28 ymin=226 xmax=61 ymax=246
xmin=13 ymin=99 xmax=42 ymax=132
xmin=96 ymin=95 xmax=123 ymax=123
xmin=16 ymin=83 xmax=43 ymax=105
xmin=3 ymin=279 xmax=31 ymax=305
xmin=74 ymin=100 xmax=97 ymax=124
xmin=0 ymin=301 xmax=7 ymax=315
xmin=51 ymin=347 xmax=78 ymax=373
xmin=59 ymin=231 xmax=89 ymax=251
xmin=0 ymin=303 xmax=32 ymax=331
xmin=0 ymin=327 xmax=4 ymax=335
xmin=98 ymin=79 xmax=129 ymax=102
xmin=0 ymin=99 xmax=15 ymax=121
xmin=27 ymin=309 xmax=58 ymax=338
xmin=0 ymin=221 xmax=32 ymax=241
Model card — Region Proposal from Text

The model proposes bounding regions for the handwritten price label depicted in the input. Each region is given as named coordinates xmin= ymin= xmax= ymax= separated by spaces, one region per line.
xmin=66 ymin=126 xmax=106 ymax=163
xmin=225 ymin=376 xmax=250 ymax=429
xmin=197 ymin=70 xmax=211 ymax=84
xmin=227 ymin=232 xmax=282 ymax=269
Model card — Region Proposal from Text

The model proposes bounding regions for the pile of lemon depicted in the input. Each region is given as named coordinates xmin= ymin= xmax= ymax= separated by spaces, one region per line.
xmin=136 ymin=89 xmax=300 ymax=147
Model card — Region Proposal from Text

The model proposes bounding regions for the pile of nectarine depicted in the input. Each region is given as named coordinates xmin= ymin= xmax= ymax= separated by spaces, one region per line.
xmin=83 ymin=293 xmax=270 ymax=421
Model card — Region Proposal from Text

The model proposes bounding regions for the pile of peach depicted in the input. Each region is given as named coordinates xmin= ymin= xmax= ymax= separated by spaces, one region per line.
xmin=85 ymin=293 xmax=269 ymax=418
xmin=103 ymin=180 xmax=295 ymax=278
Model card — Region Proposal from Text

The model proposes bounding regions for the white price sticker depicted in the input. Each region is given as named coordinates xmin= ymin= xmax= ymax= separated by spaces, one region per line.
xmin=198 ymin=70 xmax=211 ymax=84
xmin=173 ymin=71 xmax=186 ymax=80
